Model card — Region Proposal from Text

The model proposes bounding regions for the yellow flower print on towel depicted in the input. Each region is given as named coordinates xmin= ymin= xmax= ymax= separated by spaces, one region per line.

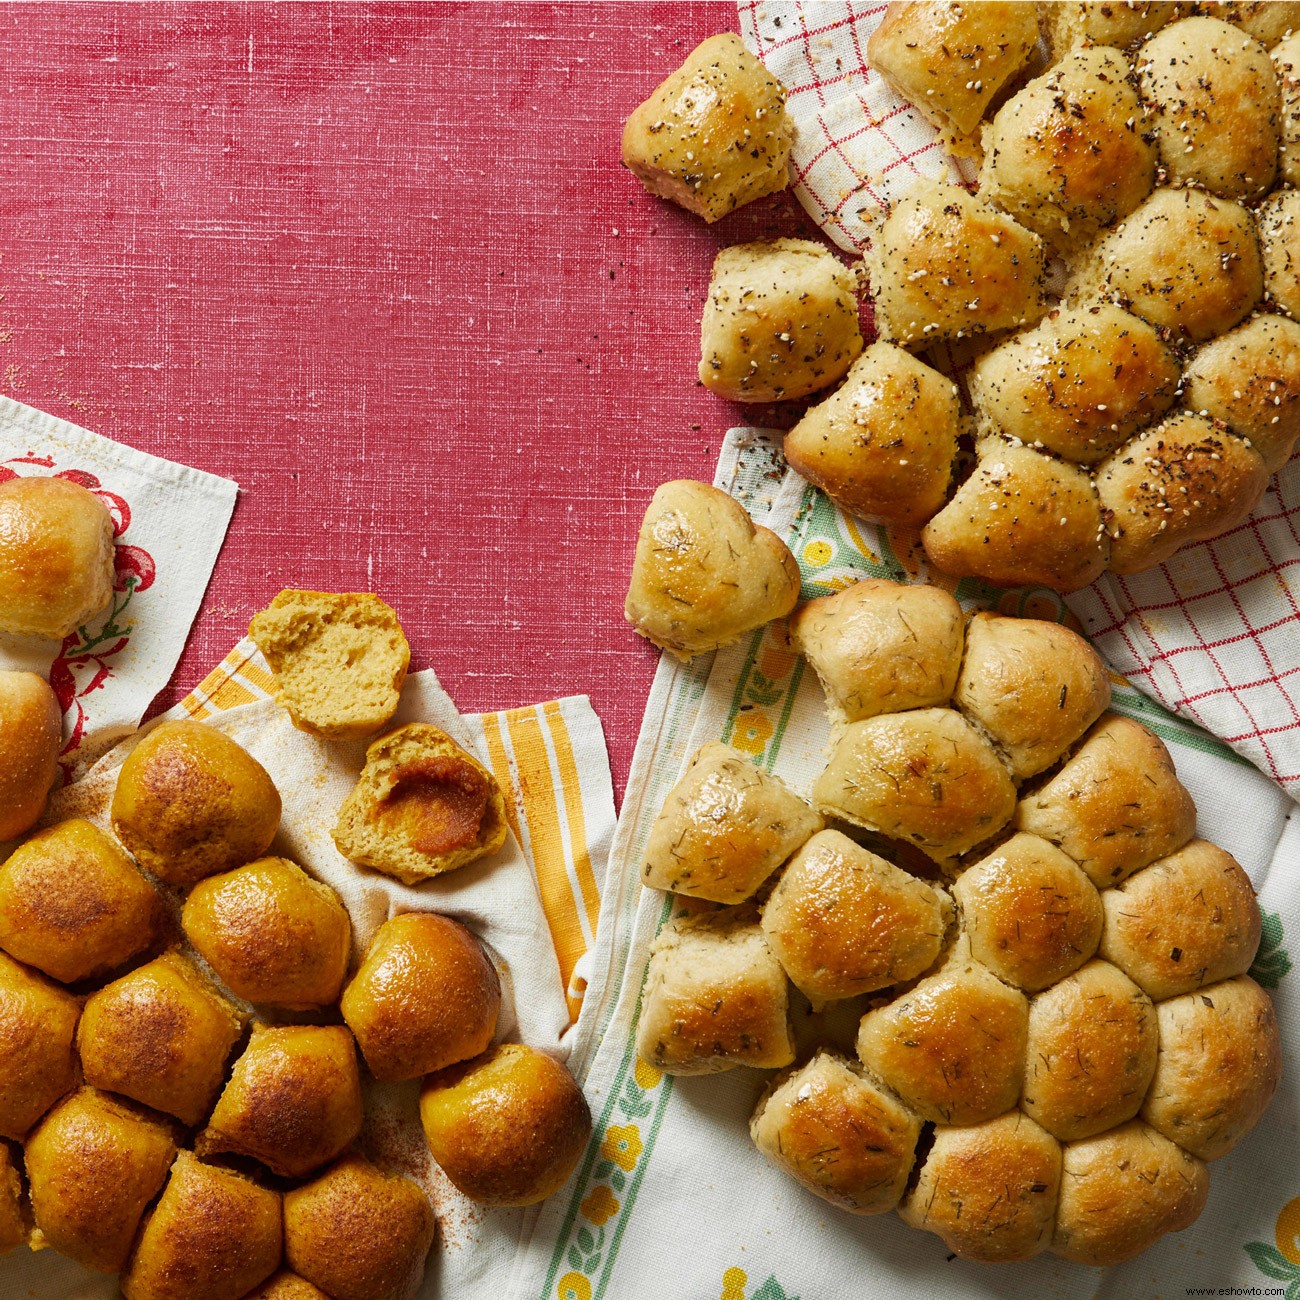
xmin=600 ymin=1124 xmax=642 ymax=1172
xmin=580 ymin=1185 xmax=619 ymax=1227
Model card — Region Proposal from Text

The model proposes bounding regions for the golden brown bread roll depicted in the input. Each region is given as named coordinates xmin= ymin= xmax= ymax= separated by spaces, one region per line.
xmin=750 ymin=1051 xmax=921 ymax=1215
xmin=420 ymin=1042 xmax=591 ymax=1206
xmin=1095 ymin=413 xmax=1269 ymax=574
xmin=24 ymin=1087 xmax=177 ymax=1273
xmin=954 ymin=832 xmax=1104 ymax=992
xmin=1276 ymin=33 xmax=1300 ymax=189
xmin=813 ymin=708 xmax=1018 ymax=866
xmin=791 ymin=578 xmax=964 ymax=731
xmin=783 ymin=343 xmax=960 ymax=527
xmin=77 ymin=950 xmax=245 ymax=1128
xmin=621 ymin=33 xmax=792 ymax=223
xmin=899 ymin=1111 xmax=1062 ymax=1262
xmin=0 ymin=1143 xmax=26 ymax=1255
xmin=1207 ymin=0 xmax=1300 ymax=44
xmin=0 ymin=818 xmax=161 ymax=983
xmin=283 ymin=1154 xmax=435 ymax=1300
xmin=111 ymin=719 xmax=282 ymax=887
xmin=761 ymin=829 xmax=953 ymax=1003
xmin=1014 ymin=713 xmax=1198 ymax=887
xmin=968 ymin=304 xmax=1180 ymax=465
xmin=1051 ymin=1121 xmax=1209 ymax=1265
xmin=624 ymin=480 xmax=801 ymax=660
xmin=0 ymin=670 xmax=61 ymax=842
xmin=182 ymin=856 xmax=351 ymax=1008
xmin=249 ymin=589 xmax=410 ymax=739
xmin=867 ymin=180 xmax=1046 ymax=347
xmin=243 ymin=1273 xmax=331 ymax=1300
xmin=868 ymin=2 xmax=1039 ymax=150
xmin=1260 ymin=190 xmax=1300 ymax=321
xmin=120 ymin=1150 xmax=282 ymax=1300
xmin=856 ymin=950 xmax=1029 ymax=1125
xmin=980 ymin=46 xmax=1156 ymax=251
xmin=1099 ymin=838 xmax=1262 ymax=1001
xmin=332 ymin=723 xmax=508 ymax=884
xmin=0 ymin=949 xmax=79 ymax=1140
xmin=341 ymin=912 xmax=501 ymax=1083
xmin=635 ymin=906 xmax=795 ymax=1075
xmin=1182 ymin=314 xmax=1300 ymax=474
xmin=1072 ymin=187 xmax=1263 ymax=342
xmin=953 ymin=612 xmax=1111 ymax=780
xmin=0 ymin=474 xmax=114 ymax=639
xmin=1137 ymin=17 xmax=1278 ymax=200
xmin=1022 ymin=959 xmax=1158 ymax=1141
xmin=1041 ymin=2 xmax=1178 ymax=56
xmin=698 ymin=240 xmax=863 ymax=402
xmin=640 ymin=741 xmax=823 ymax=903
xmin=1142 ymin=976 xmax=1282 ymax=1162
xmin=198 ymin=1024 xmax=363 ymax=1179
xmin=921 ymin=441 xmax=1109 ymax=593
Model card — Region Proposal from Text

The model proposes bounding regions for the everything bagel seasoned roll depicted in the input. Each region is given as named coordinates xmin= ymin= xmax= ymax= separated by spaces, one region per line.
xmin=1043 ymin=2 xmax=1178 ymax=57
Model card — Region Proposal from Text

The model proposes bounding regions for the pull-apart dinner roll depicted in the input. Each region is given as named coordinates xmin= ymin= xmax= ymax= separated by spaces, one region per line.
xmin=783 ymin=342 xmax=960 ymax=527
xmin=922 ymin=440 xmax=1109 ymax=593
xmin=1099 ymin=839 xmax=1261 ymax=1001
xmin=953 ymin=613 xmax=1111 ymax=780
xmin=183 ymin=856 xmax=351 ymax=1008
xmin=0 ymin=474 xmax=114 ymax=639
xmin=698 ymin=239 xmax=863 ymax=402
xmin=867 ymin=180 xmax=1046 ymax=347
xmin=814 ymin=708 xmax=1017 ymax=866
xmin=25 ymin=1087 xmax=177 ymax=1273
xmin=1276 ymin=34 xmax=1300 ymax=189
xmin=1072 ymin=187 xmax=1263 ymax=343
xmin=284 ymin=1155 xmax=435 ymax=1300
xmin=1022 ymin=959 xmax=1158 ymax=1141
xmin=420 ymin=1043 xmax=591 ymax=1207
xmin=1015 ymin=713 xmax=1197 ymax=887
xmin=761 ymin=829 xmax=953 ymax=1003
xmin=621 ymin=33 xmax=792 ymax=223
xmin=640 ymin=741 xmax=822 ymax=903
xmin=636 ymin=907 xmax=795 ymax=1075
xmin=1137 ymin=17 xmax=1278 ymax=200
xmin=791 ymin=578 xmax=964 ymax=731
xmin=899 ymin=1111 xmax=1062 ymax=1262
xmin=0 ymin=1145 xmax=25 ymax=1255
xmin=120 ymin=1150 xmax=282 ymax=1300
xmin=750 ymin=1051 xmax=922 ymax=1215
xmin=968 ymin=304 xmax=1180 ymax=465
xmin=625 ymin=479 xmax=800 ymax=659
xmin=248 ymin=589 xmax=410 ymax=739
xmin=77 ymin=950 xmax=245 ymax=1127
xmin=0 ymin=670 xmax=62 ymax=842
xmin=1183 ymin=314 xmax=1300 ymax=474
xmin=198 ymin=1024 xmax=364 ymax=1179
xmin=341 ymin=912 xmax=501 ymax=1082
xmin=111 ymin=719 xmax=282 ymax=887
xmin=244 ymin=1273 xmax=331 ymax=1300
xmin=1051 ymin=1121 xmax=1209 ymax=1265
xmin=1042 ymin=2 xmax=1178 ymax=58
xmin=1260 ymin=190 xmax=1300 ymax=321
xmin=1094 ymin=413 xmax=1268 ymax=574
xmin=1142 ymin=976 xmax=1282 ymax=1162
xmin=867 ymin=2 xmax=1039 ymax=152
xmin=0 ymin=949 xmax=79 ymax=1140
xmin=1209 ymin=1 xmax=1300 ymax=46
xmin=0 ymin=817 xmax=161 ymax=983
xmin=856 ymin=950 xmax=1029 ymax=1125
xmin=980 ymin=46 xmax=1156 ymax=251
xmin=954 ymin=833 xmax=1104 ymax=992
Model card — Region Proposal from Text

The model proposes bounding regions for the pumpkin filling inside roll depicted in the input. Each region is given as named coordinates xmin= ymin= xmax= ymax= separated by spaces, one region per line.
xmin=378 ymin=757 xmax=490 ymax=856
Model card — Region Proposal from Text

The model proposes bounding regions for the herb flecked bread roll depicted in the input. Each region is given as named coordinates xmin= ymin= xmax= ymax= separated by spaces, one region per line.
xmin=1042 ymin=2 xmax=1179 ymax=57
xmin=1260 ymin=190 xmax=1300 ymax=320
xmin=1275 ymin=33 xmax=1300 ymax=189
xmin=1210 ymin=1 xmax=1300 ymax=45
xmin=332 ymin=722 xmax=508 ymax=883
xmin=640 ymin=741 xmax=823 ymax=903
xmin=698 ymin=239 xmax=863 ymax=402
xmin=783 ymin=342 xmax=961 ymax=526
xmin=621 ymin=33 xmax=792 ymax=223
xmin=0 ymin=670 xmax=62 ymax=842
xmin=624 ymin=479 xmax=800 ymax=660
xmin=750 ymin=1051 xmax=922 ymax=1215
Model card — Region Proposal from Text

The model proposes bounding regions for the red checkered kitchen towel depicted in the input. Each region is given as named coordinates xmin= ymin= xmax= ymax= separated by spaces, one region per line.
xmin=737 ymin=0 xmax=1300 ymax=798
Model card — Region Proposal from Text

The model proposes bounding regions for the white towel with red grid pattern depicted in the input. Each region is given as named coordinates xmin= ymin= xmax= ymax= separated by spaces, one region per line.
xmin=737 ymin=0 xmax=1300 ymax=798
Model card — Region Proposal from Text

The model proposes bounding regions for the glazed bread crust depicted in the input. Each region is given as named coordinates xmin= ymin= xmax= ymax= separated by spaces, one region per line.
xmin=0 ymin=671 xmax=62 ymax=842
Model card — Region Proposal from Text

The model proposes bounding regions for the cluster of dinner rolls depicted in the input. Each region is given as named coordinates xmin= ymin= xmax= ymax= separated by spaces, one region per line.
xmin=634 ymin=578 xmax=1280 ymax=1264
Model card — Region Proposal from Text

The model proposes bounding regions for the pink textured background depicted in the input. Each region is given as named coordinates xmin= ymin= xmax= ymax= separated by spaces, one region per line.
xmin=0 ymin=2 xmax=819 ymax=801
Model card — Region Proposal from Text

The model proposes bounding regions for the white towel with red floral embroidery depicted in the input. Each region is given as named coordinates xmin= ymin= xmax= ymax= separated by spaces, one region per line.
xmin=0 ymin=396 xmax=237 ymax=786
xmin=737 ymin=0 xmax=1300 ymax=801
